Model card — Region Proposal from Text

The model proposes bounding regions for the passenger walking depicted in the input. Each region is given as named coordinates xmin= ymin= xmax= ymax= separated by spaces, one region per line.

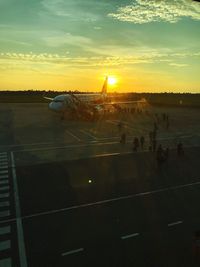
xmin=154 ymin=122 xmax=158 ymax=132
xmin=140 ymin=136 xmax=145 ymax=150
xmin=118 ymin=122 xmax=122 ymax=132
xmin=177 ymin=142 xmax=184 ymax=156
xmin=133 ymin=137 xmax=139 ymax=152
xmin=120 ymin=132 xmax=126 ymax=144
xmin=156 ymin=144 xmax=165 ymax=165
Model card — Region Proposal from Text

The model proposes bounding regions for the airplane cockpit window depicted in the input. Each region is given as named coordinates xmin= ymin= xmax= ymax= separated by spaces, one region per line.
xmin=53 ymin=99 xmax=64 ymax=103
xmin=53 ymin=96 xmax=66 ymax=103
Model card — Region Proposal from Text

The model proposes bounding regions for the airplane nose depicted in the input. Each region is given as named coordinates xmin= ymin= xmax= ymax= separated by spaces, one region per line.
xmin=49 ymin=101 xmax=64 ymax=112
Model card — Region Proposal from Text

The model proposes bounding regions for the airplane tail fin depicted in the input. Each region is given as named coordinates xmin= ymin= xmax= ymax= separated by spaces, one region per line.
xmin=101 ymin=76 xmax=108 ymax=96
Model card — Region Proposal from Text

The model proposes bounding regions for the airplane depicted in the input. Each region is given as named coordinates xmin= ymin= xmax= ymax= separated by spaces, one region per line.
xmin=44 ymin=77 xmax=147 ymax=120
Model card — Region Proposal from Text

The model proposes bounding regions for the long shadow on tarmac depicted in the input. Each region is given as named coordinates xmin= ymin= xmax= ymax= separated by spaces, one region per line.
xmin=16 ymin=147 xmax=200 ymax=216
xmin=15 ymin=147 xmax=200 ymax=267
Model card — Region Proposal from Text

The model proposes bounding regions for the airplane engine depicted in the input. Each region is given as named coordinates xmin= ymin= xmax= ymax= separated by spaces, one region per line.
xmin=79 ymin=105 xmax=103 ymax=121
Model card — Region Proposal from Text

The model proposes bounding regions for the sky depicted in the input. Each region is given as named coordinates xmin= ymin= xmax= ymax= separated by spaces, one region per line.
xmin=0 ymin=0 xmax=200 ymax=92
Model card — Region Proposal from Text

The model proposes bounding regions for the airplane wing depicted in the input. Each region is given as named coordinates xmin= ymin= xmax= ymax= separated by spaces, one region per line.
xmin=106 ymin=100 xmax=146 ymax=105
xmin=43 ymin=96 xmax=54 ymax=101
xmin=96 ymin=99 xmax=147 ymax=106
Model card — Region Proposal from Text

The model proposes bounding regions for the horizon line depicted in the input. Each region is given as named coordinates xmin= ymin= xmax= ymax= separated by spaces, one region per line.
xmin=0 ymin=90 xmax=200 ymax=94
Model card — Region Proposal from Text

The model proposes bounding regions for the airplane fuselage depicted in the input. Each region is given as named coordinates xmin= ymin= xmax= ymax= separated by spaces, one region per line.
xmin=48 ymin=93 xmax=106 ymax=120
xmin=46 ymin=77 xmax=147 ymax=120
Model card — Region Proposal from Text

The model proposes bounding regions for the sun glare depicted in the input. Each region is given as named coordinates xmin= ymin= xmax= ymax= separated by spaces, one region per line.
xmin=108 ymin=76 xmax=117 ymax=86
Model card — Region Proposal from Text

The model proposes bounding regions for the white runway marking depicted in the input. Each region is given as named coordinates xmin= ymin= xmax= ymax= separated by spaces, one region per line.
xmin=0 ymin=164 xmax=8 ymax=169
xmin=80 ymin=130 xmax=97 ymax=140
xmin=11 ymin=152 xmax=27 ymax=267
xmin=0 ymin=201 xmax=9 ymax=207
xmin=107 ymin=120 xmax=148 ymax=132
xmin=0 ymin=180 xmax=9 ymax=185
xmin=0 ymin=170 xmax=8 ymax=174
xmin=0 ymin=210 xmax=10 ymax=217
xmin=168 ymin=221 xmax=183 ymax=227
xmin=0 ymin=193 xmax=9 ymax=198
xmin=0 ymin=226 xmax=10 ymax=235
xmin=92 ymin=152 xmax=120 ymax=158
xmin=0 ymin=240 xmax=10 ymax=251
xmin=0 ymin=159 xmax=8 ymax=163
xmin=0 ymin=141 xmax=54 ymax=148
xmin=0 ymin=186 xmax=9 ymax=191
xmin=0 ymin=155 xmax=7 ymax=158
xmin=62 ymin=248 xmax=84 ymax=256
xmin=0 ymin=158 xmax=8 ymax=162
xmin=0 ymin=175 xmax=8 ymax=180
xmin=0 ymin=258 xmax=12 ymax=267
xmin=13 ymin=135 xmax=200 ymax=154
xmin=98 ymin=136 xmax=119 ymax=140
xmin=24 ymin=180 xmax=200 ymax=220
xmin=121 ymin=233 xmax=139 ymax=240
xmin=65 ymin=130 xmax=81 ymax=142
xmin=109 ymin=120 xmax=200 ymax=139
xmin=14 ymin=140 xmax=118 ymax=153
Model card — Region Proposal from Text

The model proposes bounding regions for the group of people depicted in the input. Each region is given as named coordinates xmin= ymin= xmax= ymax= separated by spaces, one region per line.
xmin=119 ymin=131 xmax=145 ymax=152
xmin=119 ymin=110 xmax=184 ymax=166
xmin=132 ymin=136 xmax=145 ymax=151
xmin=156 ymin=144 xmax=169 ymax=165
xmin=155 ymin=112 xmax=170 ymax=130
xmin=115 ymin=106 xmax=147 ymax=114
xmin=156 ymin=142 xmax=184 ymax=166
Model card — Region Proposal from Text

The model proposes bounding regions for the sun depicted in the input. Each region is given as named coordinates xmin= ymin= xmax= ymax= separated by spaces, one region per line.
xmin=108 ymin=76 xmax=117 ymax=85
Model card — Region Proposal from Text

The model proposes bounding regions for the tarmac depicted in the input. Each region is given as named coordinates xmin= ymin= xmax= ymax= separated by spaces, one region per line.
xmin=0 ymin=103 xmax=200 ymax=266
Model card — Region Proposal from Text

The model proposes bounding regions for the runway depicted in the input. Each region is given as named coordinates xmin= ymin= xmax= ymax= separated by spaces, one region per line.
xmin=0 ymin=103 xmax=200 ymax=266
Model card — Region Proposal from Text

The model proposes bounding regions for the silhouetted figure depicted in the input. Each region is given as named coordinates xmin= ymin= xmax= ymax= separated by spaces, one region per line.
xmin=140 ymin=136 xmax=145 ymax=149
xmin=177 ymin=142 xmax=184 ymax=156
xmin=156 ymin=144 xmax=165 ymax=165
xmin=118 ymin=122 xmax=122 ymax=131
xmin=152 ymin=139 xmax=157 ymax=152
xmin=120 ymin=132 xmax=126 ymax=144
xmin=154 ymin=122 xmax=158 ymax=131
xmin=133 ymin=137 xmax=139 ymax=152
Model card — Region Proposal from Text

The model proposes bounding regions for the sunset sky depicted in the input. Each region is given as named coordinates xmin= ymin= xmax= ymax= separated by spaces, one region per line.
xmin=0 ymin=0 xmax=200 ymax=92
